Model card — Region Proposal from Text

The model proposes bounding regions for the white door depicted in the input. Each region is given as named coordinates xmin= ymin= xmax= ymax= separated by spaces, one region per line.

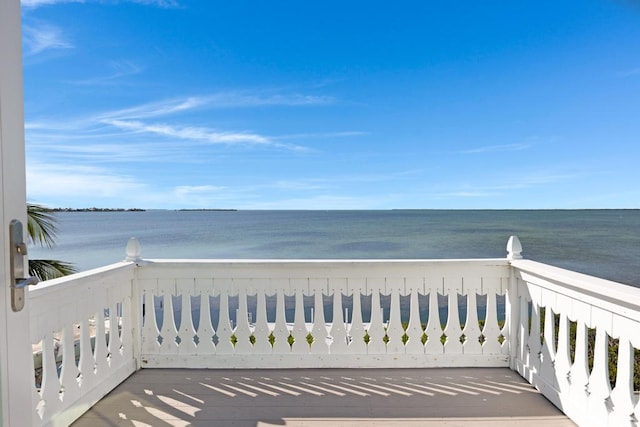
xmin=0 ymin=0 xmax=36 ymax=425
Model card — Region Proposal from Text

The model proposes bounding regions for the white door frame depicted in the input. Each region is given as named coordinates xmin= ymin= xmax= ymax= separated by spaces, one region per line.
xmin=0 ymin=0 xmax=35 ymax=425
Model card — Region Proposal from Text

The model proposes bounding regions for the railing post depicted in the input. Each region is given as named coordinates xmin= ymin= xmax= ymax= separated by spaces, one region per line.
xmin=506 ymin=236 xmax=523 ymax=260
xmin=125 ymin=237 xmax=142 ymax=262
xmin=125 ymin=238 xmax=142 ymax=368
xmin=506 ymin=236 xmax=522 ymax=370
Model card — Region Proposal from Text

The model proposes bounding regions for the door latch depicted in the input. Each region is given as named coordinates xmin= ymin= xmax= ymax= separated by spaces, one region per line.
xmin=9 ymin=219 xmax=39 ymax=312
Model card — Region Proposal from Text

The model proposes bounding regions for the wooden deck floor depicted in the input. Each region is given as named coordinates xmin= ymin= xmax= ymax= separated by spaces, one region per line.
xmin=73 ymin=368 xmax=574 ymax=427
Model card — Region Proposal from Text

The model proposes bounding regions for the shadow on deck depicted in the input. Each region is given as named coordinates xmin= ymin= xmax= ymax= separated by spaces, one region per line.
xmin=72 ymin=368 xmax=574 ymax=426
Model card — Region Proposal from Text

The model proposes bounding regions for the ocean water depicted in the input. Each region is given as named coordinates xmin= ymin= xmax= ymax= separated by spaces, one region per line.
xmin=28 ymin=209 xmax=640 ymax=287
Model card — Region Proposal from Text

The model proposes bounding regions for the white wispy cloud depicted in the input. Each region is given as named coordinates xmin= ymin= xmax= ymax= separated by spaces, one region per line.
xmin=204 ymin=91 xmax=335 ymax=108
xmin=69 ymin=60 xmax=143 ymax=85
xmin=22 ymin=23 xmax=73 ymax=55
xmin=459 ymin=143 xmax=530 ymax=154
xmin=21 ymin=0 xmax=179 ymax=9
xmin=96 ymin=97 xmax=208 ymax=121
xmin=25 ymin=89 xmax=339 ymax=190
xmin=430 ymin=171 xmax=573 ymax=199
xmin=27 ymin=161 xmax=234 ymax=208
xmin=28 ymin=141 xmax=174 ymax=163
xmin=128 ymin=0 xmax=180 ymax=7
xmin=27 ymin=163 xmax=147 ymax=200
xmin=90 ymin=94 xmax=325 ymax=150
xmin=102 ymin=119 xmax=272 ymax=145
xmin=275 ymin=131 xmax=367 ymax=140
xmin=96 ymin=92 xmax=334 ymax=122
xmin=237 ymin=195 xmax=383 ymax=210
xmin=21 ymin=0 xmax=84 ymax=9
xmin=174 ymin=185 xmax=226 ymax=195
xmin=170 ymin=185 xmax=228 ymax=207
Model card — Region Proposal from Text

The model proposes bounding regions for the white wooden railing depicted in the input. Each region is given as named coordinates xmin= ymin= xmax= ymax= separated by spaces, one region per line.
xmin=137 ymin=258 xmax=512 ymax=368
xmin=28 ymin=262 xmax=137 ymax=427
xmin=26 ymin=236 xmax=640 ymax=426
xmin=511 ymin=257 xmax=640 ymax=427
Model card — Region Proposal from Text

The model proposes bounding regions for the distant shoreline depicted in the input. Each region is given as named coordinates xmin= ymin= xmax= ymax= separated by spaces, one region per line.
xmin=48 ymin=208 xmax=639 ymax=213
xmin=48 ymin=207 xmax=239 ymax=212
xmin=176 ymin=209 xmax=238 ymax=212
xmin=50 ymin=208 xmax=146 ymax=212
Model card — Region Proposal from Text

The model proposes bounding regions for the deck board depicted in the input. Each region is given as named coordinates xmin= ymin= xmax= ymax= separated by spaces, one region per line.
xmin=72 ymin=368 xmax=574 ymax=426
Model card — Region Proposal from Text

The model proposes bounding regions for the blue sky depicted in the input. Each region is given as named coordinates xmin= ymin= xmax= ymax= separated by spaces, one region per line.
xmin=21 ymin=0 xmax=640 ymax=209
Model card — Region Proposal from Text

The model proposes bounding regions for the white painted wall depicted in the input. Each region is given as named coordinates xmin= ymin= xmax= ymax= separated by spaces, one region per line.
xmin=0 ymin=0 xmax=34 ymax=425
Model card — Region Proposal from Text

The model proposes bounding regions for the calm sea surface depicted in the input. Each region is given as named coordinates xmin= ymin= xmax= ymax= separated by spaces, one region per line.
xmin=29 ymin=209 xmax=640 ymax=287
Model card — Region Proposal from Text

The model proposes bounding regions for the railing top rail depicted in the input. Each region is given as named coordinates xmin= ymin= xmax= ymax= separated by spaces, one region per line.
xmin=142 ymin=258 xmax=509 ymax=264
xmin=29 ymin=261 xmax=136 ymax=297
xmin=136 ymin=258 xmax=511 ymax=281
xmin=511 ymin=258 xmax=640 ymax=319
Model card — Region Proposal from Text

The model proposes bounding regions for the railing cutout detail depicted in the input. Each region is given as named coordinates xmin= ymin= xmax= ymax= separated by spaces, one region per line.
xmin=136 ymin=262 xmax=510 ymax=369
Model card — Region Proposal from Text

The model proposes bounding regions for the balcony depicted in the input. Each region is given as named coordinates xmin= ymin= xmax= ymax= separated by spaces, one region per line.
xmin=27 ymin=237 xmax=640 ymax=426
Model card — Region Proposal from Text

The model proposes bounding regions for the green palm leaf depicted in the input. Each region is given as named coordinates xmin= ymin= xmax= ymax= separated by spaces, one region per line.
xmin=28 ymin=259 xmax=76 ymax=281
xmin=27 ymin=203 xmax=77 ymax=280
xmin=27 ymin=203 xmax=58 ymax=248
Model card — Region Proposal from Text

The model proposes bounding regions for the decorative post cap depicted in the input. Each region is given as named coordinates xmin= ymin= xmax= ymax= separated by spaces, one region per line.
xmin=507 ymin=235 xmax=523 ymax=260
xmin=125 ymin=237 xmax=141 ymax=262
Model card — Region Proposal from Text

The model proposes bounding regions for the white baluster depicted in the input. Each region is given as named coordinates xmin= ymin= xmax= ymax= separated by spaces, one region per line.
xmin=635 ymin=373 xmax=640 ymax=427
xmin=539 ymin=304 xmax=558 ymax=389
xmin=108 ymin=298 xmax=124 ymax=365
xmin=568 ymin=319 xmax=590 ymax=418
xmin=505 ymin=274 xmax=516 ymax=361
xmin=482 ymin=283 xmax=503 ymax=355
xmin=497 ymin=282 xmax=509 ymax=355
xmin=366 ymin=279 xmax=385 ymax=354
xmin=462 ymin=292 xmax=482 ymax=354
xmin=176 ymin=280 xmax=197 ymax=354
xmin=443 ymin=285 xmax=463 ymax=355
xmin=348 ymin=279 xmax=367 ymax=354
xmin=234 ymin=286 xmax=253 ymax=354
xmin=405 ymin=287 xmax=425 ymax=354
xmin=554 ymin=311 xmax=571 ymax=394
xmin=609 ymin=337 xmax=636 ymax=426
xmin=273 ymin=288 xmax=291 ymax=354
xmin=140 ymin=291 xmax=160 ymax=355
xmin=40 ymin=331 xmax=62 ymax=419
xmin=32 ymin=364 xmax=43 ymax=424
xmin=77 ymin=317 xmax=95 ymax=391
xmin=310 ymin=281 xmax=329 ymax=354
xmin=253 ymin=286 xmax=272 ymax=353
xmin=59 ymin=323 xmax=80 ymax=405
xmin=424 ymin=290 xmax=443 ymax=354
xmin=215 ymin=287 xmax=234 ymax=354
xmin=120 ymin=298 xmax=132 ymax=359
xmin=94 ymin=306 xmax=109 ymax=375
xmin=386 ymin=285 xmax=404 ymax=354
xmin=330 ymin=286 xmax=348 ymax=354
xmin=587 ymin=326 xmax=613 ymax=423
xmin=517 ymin=290 xmax=529 ymax=373
xmin=195 ymin=284 xmax=215 ymax=354
xmin=291 ymin=285 xmax=310 ymax=354
xmin=526 ymin=301 xmax=541 ymax=372
xmin=158 ymin=285 xmax=178 ymax=355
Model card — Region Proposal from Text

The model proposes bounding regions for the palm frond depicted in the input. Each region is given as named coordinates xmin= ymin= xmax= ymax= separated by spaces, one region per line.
xmin=28 ymin=259 xmax=77 ymax=281
xmin=27 ymin=203 xmax=58 ymax=248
